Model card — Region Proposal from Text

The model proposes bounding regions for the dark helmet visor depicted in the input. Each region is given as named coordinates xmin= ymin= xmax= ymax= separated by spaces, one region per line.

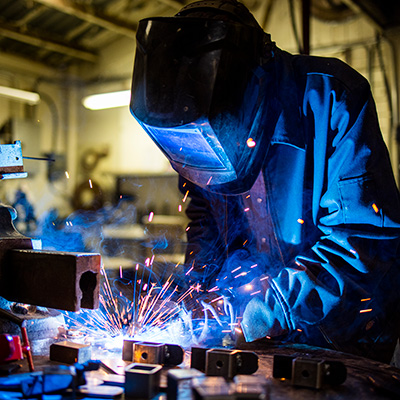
xmin=131 ymin=17 xmax=277 ymax=194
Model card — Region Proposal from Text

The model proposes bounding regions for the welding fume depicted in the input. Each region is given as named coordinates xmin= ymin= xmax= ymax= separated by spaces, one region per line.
xmin=130 ymin=0 xmax=400 ymax=364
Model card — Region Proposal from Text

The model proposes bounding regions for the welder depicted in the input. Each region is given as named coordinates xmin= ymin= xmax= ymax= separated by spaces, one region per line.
xmin=130 ymin=0 xmax=400 ymax=364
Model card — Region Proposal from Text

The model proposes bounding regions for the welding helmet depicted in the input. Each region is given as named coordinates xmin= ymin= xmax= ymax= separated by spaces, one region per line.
xmin=130 ymin=0 xmax=277 ymax=194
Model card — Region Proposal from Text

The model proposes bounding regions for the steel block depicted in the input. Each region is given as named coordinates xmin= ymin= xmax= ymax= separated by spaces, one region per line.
xmin=50 ymin=341 xmax=91 ymax=365
xmin=124 ymin=363 xmax=162 ymax=399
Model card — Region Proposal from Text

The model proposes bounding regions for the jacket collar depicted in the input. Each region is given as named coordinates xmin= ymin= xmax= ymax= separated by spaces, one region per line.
xmin=268 ymin=48 xmax=306 ymax=150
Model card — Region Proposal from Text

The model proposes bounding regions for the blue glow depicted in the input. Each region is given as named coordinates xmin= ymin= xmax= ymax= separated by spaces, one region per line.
xmin=143 ymin=120 xmax=234 ymax=171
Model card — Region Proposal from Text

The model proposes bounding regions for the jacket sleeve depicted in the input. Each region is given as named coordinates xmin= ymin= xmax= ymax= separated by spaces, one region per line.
xmin=242 ymin=74 xmax=400 ymax=354
xmin=180 ymin=176 xmax=258 ymax=290
xmin=179 ymin=176 xmax=225 ymax=287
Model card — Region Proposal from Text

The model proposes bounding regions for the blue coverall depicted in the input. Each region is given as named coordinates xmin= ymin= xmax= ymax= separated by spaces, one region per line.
xmin=180 ymin=47 xmax=400 ymax=363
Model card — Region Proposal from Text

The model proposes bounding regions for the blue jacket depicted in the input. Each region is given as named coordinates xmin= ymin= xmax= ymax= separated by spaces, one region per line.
xmin=181 ymin=48 xmax=400 ymax=363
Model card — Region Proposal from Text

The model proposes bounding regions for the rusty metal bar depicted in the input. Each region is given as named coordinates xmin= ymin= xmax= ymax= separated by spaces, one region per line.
xmin=1 ymin=249 xmax=101 ymax=311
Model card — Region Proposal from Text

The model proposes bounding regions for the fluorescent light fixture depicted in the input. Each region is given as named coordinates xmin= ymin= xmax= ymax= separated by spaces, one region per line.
xmin=0 ymin=85 xmax=40 ymax=105
xmin=82 ymin=90 xmax=131 ymax=110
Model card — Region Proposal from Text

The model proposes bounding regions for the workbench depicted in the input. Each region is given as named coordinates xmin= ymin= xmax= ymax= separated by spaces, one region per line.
xmin=9 ymin=342 xmax=400 ymax=399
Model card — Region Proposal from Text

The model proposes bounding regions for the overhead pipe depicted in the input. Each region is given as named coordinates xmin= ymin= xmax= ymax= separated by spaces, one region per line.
xmin=302 ymin=0 xmax=311 ymax=55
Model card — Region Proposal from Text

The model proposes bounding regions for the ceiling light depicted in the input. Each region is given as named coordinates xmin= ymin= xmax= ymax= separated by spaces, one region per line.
xmin=82 ymin=90 xmax=131 ymax=110
xmin=0 ymin=86 xmax=40 ymax=105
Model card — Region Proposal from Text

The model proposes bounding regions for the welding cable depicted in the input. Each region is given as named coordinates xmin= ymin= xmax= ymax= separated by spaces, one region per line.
xmin=32 ymin=90 xmax=59 ymax=153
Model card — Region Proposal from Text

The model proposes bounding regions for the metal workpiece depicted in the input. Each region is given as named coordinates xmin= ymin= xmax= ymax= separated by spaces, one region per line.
xmin=123 ymin=340 xmax=184 ymax=366
xmin=191 ymin=347 xmax=259 ymax=379
xmin=272 ymin=354 xmax=347 ymax=389
xmin=49 ymin=341 xmax=92 ymax=365
xmin=167 ymin=368 xmax=205 ymax=400
xmin=191 ymin=376 xmax=234 ymax=400
xmin=124 ymin=363 xmax=162 ymax=399
xmin=0 ymin=249 xmax=101 ymax=311
xmin=190 ymin=347 xmax=207 ymax=372
xmin=0 ymin=141 xmax=28 ymax=180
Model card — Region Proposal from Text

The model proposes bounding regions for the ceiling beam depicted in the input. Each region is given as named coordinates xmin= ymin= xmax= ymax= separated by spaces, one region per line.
xmin=0 ymin=23 xmax=98 ymax=63
xmin=0 ymin=51 xmax=58 ymax=76
xmin=33 ymin=0 xmax=137 ymax=38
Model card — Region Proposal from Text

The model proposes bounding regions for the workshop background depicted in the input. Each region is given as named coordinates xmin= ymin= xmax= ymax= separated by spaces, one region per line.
xmin=0 ymin=0 xmax=399 ymax=273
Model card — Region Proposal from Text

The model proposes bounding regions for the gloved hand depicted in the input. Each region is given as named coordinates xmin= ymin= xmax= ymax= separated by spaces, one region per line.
xmin=241 ymin=286 xmax=288 ymax=342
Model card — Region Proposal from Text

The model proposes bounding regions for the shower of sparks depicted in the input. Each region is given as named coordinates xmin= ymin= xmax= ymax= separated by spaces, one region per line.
xmin=148 ymin=212 xmax=154 ymax=222
xmin=60 ymin=262 xmax=238 ymax=352
xmin=89 ymin=179 xmax=93 ymax=189
xmin=65 ymin=171 xmax=70 ymax=179
xmin=372 ymin=203 xmax=379 ymax=213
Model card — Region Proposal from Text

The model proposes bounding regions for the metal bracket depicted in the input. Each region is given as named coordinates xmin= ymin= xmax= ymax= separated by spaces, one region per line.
xmin=273 ymin=354 xmax=347 ymax=389
xmin=190 ymin=347 xmax=259 ymax=379
xmin=122 ymin=340 xmax=184 ymax=366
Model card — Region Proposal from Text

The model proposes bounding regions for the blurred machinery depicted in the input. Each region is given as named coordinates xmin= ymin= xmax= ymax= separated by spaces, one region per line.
xmin=0 ymin=141 xmax=101 ymax=312
xmin=0 ymin=141 xmax=101 ymax=368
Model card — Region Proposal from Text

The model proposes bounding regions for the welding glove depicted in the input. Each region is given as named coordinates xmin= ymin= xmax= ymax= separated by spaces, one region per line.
xmin=241 ymin=291 xmax=288 ymax=341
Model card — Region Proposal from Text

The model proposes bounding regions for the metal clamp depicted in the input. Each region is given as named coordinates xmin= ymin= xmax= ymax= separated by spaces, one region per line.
xmin=122 ymin=340 xmax=184 ymax=366
xmin=273 ymin=354 xmax=347 ymax=389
